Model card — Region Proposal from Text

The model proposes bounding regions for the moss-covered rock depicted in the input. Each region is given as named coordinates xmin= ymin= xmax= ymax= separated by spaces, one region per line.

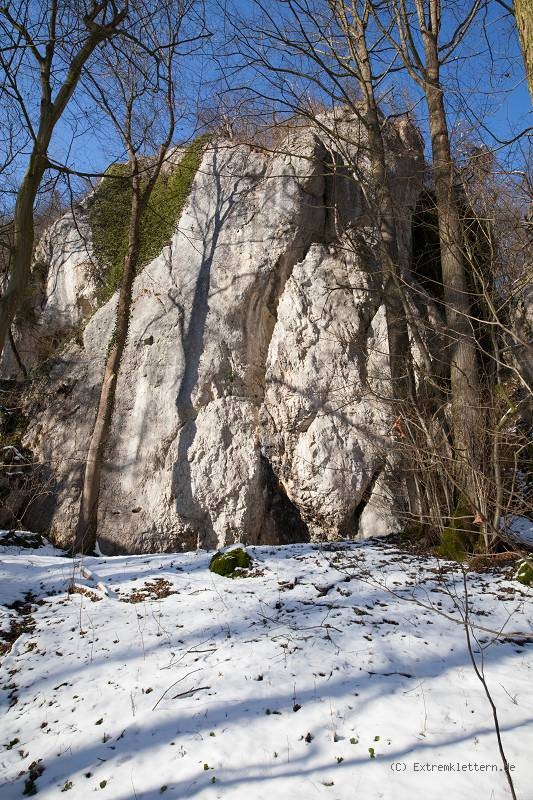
xmin=515 ymin=559 xmax=533 ymax=587
xmin=88 ymin=164 xmax=131 ymax=304
xmin=209 ymin=548 xmax=252 ymax=578
xmin=438 ymin=494 xmax=483 ymax=562
xmin=439 ymin=528 xmax=479 ymax=562
xmin=89 ymin=134 xmax=210 ymax=305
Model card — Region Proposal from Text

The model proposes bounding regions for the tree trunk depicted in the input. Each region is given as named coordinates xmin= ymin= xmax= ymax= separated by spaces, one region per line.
xmin=515 ymin=0 xmax=533 ymax=98
xmin=0 ymin=154 xmax=46 ymax=359
xmin=0 ymin=6 xmax=126 ymax=363
xmin=353 ymin=26 xmax=419 ymax=516
xmin=356 ymin=33 xmax=415 ymax=404
xmin=73 ymin=179 xmax=142 ymax=554
xmin=425 ymin=79 xmax=480 ymax=479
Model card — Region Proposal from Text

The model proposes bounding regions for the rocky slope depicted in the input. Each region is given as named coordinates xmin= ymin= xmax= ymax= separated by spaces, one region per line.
xmin=2 ymin=116 xmax=426 ymax=553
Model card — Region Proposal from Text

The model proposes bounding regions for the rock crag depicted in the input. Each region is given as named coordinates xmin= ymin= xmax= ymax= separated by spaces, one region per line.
xmin=2 ymin=117 xmax=426 ymax=553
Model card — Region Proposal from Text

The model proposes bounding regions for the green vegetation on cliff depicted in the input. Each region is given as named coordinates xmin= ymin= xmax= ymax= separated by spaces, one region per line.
xmin=89 ymin=135 xmax=210 ymax=304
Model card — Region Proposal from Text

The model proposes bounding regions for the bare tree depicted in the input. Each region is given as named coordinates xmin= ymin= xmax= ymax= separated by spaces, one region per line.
xmin=328 ymin=0 xmax=416 ymax=404
xmin=0 ymin=1 xmax=130 ymax=362
xmin=224 ymin=0 xmax=532 ymax=551
xmin=369 ymin=0 xmax=487 ymax=504
xmin=74 ymin=0 xmax=210 ymax=553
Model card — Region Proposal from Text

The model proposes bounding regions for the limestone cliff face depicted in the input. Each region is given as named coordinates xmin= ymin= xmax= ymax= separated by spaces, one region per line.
xmin=6 ymin=120 xmax=425 ymax=553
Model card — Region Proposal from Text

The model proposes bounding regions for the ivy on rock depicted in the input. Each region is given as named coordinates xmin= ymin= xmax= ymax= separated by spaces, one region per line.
xmin=88 ymin=134 xmax=210 ymax=305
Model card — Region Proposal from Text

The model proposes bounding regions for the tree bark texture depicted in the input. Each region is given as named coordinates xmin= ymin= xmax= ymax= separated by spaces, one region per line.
xmin=73 ymin=181 xmax=142 ymax=554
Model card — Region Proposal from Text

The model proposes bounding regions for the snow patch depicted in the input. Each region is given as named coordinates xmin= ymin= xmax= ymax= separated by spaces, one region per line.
xmin=0 ymin=539 xmax=531 ymax=799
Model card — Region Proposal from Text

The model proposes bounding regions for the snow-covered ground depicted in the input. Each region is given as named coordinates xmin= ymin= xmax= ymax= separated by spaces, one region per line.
xmin=0 ymin=535 xmax=531 ymax=799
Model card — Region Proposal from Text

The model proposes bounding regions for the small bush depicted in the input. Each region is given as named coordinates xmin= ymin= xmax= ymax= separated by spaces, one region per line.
xmin=209 ymin=548 xmax=252 ymax=577
xmin=515 ymin=559 xmax=533 ymax=587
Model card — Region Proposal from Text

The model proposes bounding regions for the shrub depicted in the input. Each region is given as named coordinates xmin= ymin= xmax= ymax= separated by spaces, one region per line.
xmin=209 ymin=548 xmax=252 ymax=577
xmin=515 ymin=559 xmax=533 ymax=587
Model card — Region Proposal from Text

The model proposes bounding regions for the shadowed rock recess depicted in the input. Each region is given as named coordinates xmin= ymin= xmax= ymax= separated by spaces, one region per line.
xmin=2 ymin=120 xmax=426 ymax=553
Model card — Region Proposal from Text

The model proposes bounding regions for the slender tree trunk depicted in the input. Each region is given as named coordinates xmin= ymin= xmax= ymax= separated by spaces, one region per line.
xmin=8 ymin=327 xmax=28 ymax=378
xmin=515 ymin=0 xmax=533 ymax=98
xmin=369 ymin=129 xmax=421 ymax=516
xmin=73 ymin=177 xmax=142 ymax=554
xmin=0 ymin=153 xmax=46 ymax=359
xmin=424 ymin=76 xmax=480 ymax=481
xmin=355 ymin=28 xmax=415 ymax=404
xmin=367 ymin=119 xmax=414 ymax=402
xmin=351 ymin=22 xmax=419 ymax=516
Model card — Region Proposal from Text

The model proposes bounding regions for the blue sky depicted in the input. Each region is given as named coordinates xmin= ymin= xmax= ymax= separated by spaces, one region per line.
xmin=2 ymin=1 xmax=531 ymax=205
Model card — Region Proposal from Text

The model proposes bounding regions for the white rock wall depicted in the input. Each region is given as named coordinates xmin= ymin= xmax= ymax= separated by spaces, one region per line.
xmin=19 ymin=122 xmax=424 ymax=553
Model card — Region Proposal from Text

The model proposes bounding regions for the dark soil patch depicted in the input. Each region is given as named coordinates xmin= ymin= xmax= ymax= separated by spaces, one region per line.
xmin=67 ymin=585 xmax=102 ymax=602
xmin=0 ymin=593 xmax=37 ymax=658
xmin=121 ymin=578 xmax=177 ymax=604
